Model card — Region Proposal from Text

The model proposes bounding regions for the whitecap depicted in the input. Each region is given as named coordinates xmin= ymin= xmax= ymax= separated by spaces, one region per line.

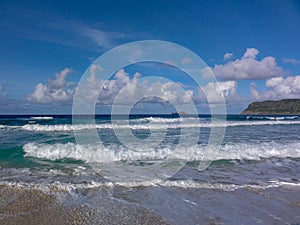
xmin=30 ymin=116 xmax=54 ymax=120
xmin=20 ymin=120 xmax=300 ymax=132
xmin=23 ymin=141 xmax=300 ymax=163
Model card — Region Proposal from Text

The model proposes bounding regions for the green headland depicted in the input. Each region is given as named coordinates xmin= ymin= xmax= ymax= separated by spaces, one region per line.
xmin=241 ymin=99 xmax=300 ymax=115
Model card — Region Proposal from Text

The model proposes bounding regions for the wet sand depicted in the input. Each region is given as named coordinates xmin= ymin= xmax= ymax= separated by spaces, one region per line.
xmin=0 ymin=185 xmax=170 ymax=225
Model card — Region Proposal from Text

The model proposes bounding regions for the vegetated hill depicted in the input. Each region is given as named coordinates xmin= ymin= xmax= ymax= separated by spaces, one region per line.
xmin=241 ymin=99 xmax=300 ymax=115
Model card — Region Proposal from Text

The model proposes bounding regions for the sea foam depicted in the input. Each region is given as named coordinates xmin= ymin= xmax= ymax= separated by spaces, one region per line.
xmin=30 ymin=116 xmax=54 ymax=120
xmin=1 ymin=177 xmax=299 ymax=191
xmin=23 ymin=141 xmax=300 ymax=162
xmin=20 ymin=120 xmax=300 ymax=132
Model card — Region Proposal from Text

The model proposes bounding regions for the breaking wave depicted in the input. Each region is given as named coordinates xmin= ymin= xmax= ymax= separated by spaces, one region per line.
xmin=1 ymin=177 xmax=299 ymax=191
xmin=23 ymin=141 xmax=300 ymax=163
xmin=30 ymin=116 xmax=54 ymax=120
xmin=19 ymin=120 xmax=300 ymax=132
xmin=246 ymin=115 xmax=299 ymax=120
xmin=130 ymin=117 xmax=193 ymax=123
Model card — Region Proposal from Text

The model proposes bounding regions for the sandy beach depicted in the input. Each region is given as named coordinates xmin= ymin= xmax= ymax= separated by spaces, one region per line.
xmin=1 ymin=183 xmax=300 ymax=225
xmin=0 ymin=184 xmax=170 ymax=225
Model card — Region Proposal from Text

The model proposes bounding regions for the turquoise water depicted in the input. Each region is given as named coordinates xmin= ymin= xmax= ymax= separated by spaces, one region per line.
xmin=1 ymin=114 xmax=300 ymax=224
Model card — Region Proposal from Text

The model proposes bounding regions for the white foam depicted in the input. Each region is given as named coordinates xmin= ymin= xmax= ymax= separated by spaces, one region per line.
xmin=270 ymin=181 xmax=300 ymax=187
xmin=285 ymin=116 xmax=299 ymax=120
xmin=23 ymin=142 xmax=177 ymax=162
xmin=247 ymin=115 xmax=299 ymax=120
xmin=20 ymin=120 xmax=300 ymax=132
xmin=265 ymin=116 xmax=285 ymax=120
xmin=0 ymin=125 xmax=20 ymax=129
xmin=1 ymin=179 xmax=299 ymax=192
xmin=23 ymin=141 xmax=300 ymax=163
xmin=112 ymin=179 xmax=285 ymax=190
xmin=30 ymin=116 xmax=54 ymax=120
xmin=131 ymin=117 xmax=189 ymax=123
xmin=22 ymin=124 xmax=110 ymax=131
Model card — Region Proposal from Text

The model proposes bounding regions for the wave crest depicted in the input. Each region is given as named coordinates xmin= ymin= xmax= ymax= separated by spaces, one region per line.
xmin=23 ymin=141 xmax=300 ymax=162
xmin=30 ymin=116 xmax=54 ymax=120
xmin=20 ymin=120 xmax=300 ymax=132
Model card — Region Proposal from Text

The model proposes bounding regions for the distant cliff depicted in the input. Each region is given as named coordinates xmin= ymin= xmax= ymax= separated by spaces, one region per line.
xmin=241 ymin=99 xmax=300 ymax=115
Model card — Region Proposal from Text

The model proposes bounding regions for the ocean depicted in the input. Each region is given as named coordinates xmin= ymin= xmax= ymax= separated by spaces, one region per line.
xmin=0 ymin=114 xmax=300 ymax=224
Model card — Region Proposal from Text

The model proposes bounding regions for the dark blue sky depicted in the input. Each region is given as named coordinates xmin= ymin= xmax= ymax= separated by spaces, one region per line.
xmin=0 ymin=0 xmax=300 ymax=114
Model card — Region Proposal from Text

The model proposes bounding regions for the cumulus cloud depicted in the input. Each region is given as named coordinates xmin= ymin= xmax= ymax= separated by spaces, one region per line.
xmin=200 ymin=81 xmax=238 ymax=103
xmin=26 ymin=65 xmax=244 ymax=111
xmin=99 ymin=69 xmax=142 ymax=105
xmin=223 ymin=52 xmax=233 ymax=61
xmin=243 ymin=48 xmax=259 ymax=58
xmin=250 ymin=82 xmax=260 ymax=99
xmin=112 ymin=71 xmax=193 ymax=105
xmin=211 ymin=48 xmax=285 ymax=80
xmin=76 ymin=65 xmax=243 ymax=109
xmin=181 ymin=57 xmax=193 ymax=65
xmin=144 ymin=80 xmax=194 ymax=104
xmin=76 ymin=66 xmax=195 ymax=106
xmin=283 ymin=58 xmax=300 ymax=65
xmin=27 ymin=68 xmax=75 ymax=104
xmin=250 ymin=75 xmax=300 ymax=100
xmin=0 ymin=85 xmax=2 ymax=91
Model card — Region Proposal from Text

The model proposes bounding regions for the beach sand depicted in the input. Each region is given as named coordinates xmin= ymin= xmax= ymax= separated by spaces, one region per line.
xmin=1 ymin=183 xmax=300 ymax=225
xmin=0 ymin=185 xmax=170 ymax=225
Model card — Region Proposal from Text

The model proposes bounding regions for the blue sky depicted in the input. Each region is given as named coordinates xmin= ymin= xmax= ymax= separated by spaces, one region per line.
xmin=0 ymin=0 xmax=300 ymax=114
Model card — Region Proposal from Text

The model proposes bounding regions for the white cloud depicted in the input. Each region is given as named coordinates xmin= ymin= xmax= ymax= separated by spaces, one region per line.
xmin=223 ymin=52 xmax=233 ymax=61
xmin=27 ymin=68 xmax=75 ymax=104
xmin=243 ymin=48 xmax=259 ymax=58
xmin=283 ymin=58 xmax=300 ymax=65
xmin=76 ymin=67 xmax=195 ymax=106
xmin=201 ymin=67 xmax=215 ymax=79
xmin=211 ymin=48 xmax=285 ymax=80
xmin=0 ymin=85 xmax=2 ymax=91
xmin=1 ymin=10 xmax=125 ymax=50
xmin=99 ymin=69 xmax=141 ymax=105
xmin=77 ymin=67 xmax=243 ymax=109
xmin=48 ymin=68 xmax=74 ymax=89
xmin=250 ymin=75 xmax=300 ymax=100
xmin=200 ymin=81 xmax=238 ymax=103
xmin=250 ymin=82 xmax=260 ymax=99
xmin=145 ymin=80 xmax=194 ymax=104
xmin=81 ymin=26 xmax=125 ymax=49
xmin=26 ymin=66 xmax=242 ymax=110
xmin=181 ymin=57 xmax=193 ymax=65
